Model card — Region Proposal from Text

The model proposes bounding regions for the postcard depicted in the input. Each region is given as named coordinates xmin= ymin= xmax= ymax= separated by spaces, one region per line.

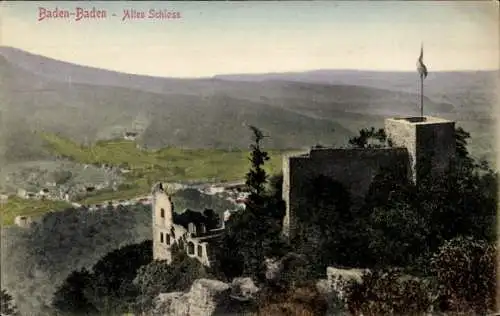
xmin=1 ymin=1 xmax=498 ymax=315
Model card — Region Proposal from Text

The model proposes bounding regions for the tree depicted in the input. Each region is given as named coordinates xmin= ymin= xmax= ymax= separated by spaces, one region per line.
xmin=257 ymin=282 xmax=329 ymax=316
xmin=1 ymin=289 xmax=19 ymax=316
xmin=203 ymin=208 xmax=220 ymax=230
xmin=245 ymin=125 xmax=270 ymax=206
xmin=366 ymin=200 xmax=429 ymax=268
xmin=52 ymin=170 xmax=73 ymax=185
xmin=350 ymin=126 xmax=497 ymax=271
xmin=348 ymin=127 xmax=391 ymax=149
xmin=217 ymin=126 xmax=287 ymax=281
xmin=414 ymin=127 xmax=497 ymax=253
xmin=430 ymin=236 xmax=495 ymax=314
xmin=132 ymin=251 xmax=210 ymax=314
xmin=52 ymin=240 xmax=153 ymax=315
xmin=51 ymin=269 xmax=98 ymax=315
xmin=83 ymin=240 xmax=152 ymax=313
xmin=345 ymin=269 xmax=436 ymax=316
xmin=293 ymin=176 xmax=358 ymax=274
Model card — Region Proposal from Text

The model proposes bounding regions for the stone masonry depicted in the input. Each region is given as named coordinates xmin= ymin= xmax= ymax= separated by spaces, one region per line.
xmin=152 ymin=183 xmax=224 ymax=267
xmin=282 ymin=116 xmax=456 ymax=239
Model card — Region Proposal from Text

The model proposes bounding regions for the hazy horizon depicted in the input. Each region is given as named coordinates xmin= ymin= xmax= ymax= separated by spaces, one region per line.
xmin=1 ymin=1 xmax=499 ymax=78
xmin=3 ymin=45 xmax=500 ymax=80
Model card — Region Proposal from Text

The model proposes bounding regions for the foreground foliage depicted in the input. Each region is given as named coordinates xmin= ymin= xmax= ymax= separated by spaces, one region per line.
xmin=216 ymin=126 xmax=288 ymax=281
xmin=52 ymin=240 xmax=153 ymax=315
xmin=256 ymin=282 xmax=329 ymax=316
xmin=1 ymin=204 xmax=152 ymax=315
xmin=345 ymin=236 xmax=496 ymax=315
xmin=345 ymin=269 xmax=436 ymax=316
xmin=52 ymin=241 xmax=210 ymax=315
xmin=1 ymin=289 xmax=19 ymax=316
xmin=132 ymin=247 xmax=211 ymax=313
xmin=293 ymin=126 xmax=497 ymax=272
xmin=430 ymin=236 xmax=496 ymax=314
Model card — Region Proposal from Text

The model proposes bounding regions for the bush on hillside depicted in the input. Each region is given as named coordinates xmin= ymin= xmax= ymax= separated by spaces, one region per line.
xmin=292 ymin=176 xmax=358 ymax=276
xmin=52 ymin=240 xmax=152 ymax=315
xmin=430 ymin=236 xmax=496 ymax=314
xmin=345 ymin=269 xmax=436 ymax=316
xmin=256 ymin=282 xmax=328 ymax=316
xmin=1 ymin=204 xmax=151 ymax=315
xmin=51 ymin=269 xmax=98 ymax=316
xmin=132 ymin=248 xmax=211 ymax=313
xmin=344 ymin=126 xmax=496 ymax=271
xmin=1 ymin=288 xmax=19 ymax=316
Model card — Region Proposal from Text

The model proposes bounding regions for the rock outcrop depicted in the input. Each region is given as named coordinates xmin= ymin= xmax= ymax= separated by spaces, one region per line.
xmin=230 ymin=277 xmax=260 ymax=301
xmin=153 ymin=278 xmax=259 ymax=316
xmin=316 ymin=267 xmax=368 ymax=315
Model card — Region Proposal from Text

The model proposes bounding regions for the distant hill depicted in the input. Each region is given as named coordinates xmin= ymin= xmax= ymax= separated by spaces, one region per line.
xmin=0 ymin=46 xmax=496 ymax=165
xmin=215 ymin=69 xmax=498 ymax=114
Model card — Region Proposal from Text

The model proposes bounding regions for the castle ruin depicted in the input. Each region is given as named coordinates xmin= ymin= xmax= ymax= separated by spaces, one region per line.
xmin=282 ymin=116 xmax=456 ymax=239
xmin=152 ymin=183 xmax=225 ymax=267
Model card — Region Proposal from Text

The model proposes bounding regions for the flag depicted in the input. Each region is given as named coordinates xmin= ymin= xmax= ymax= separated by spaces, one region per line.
xmin=417 ymin=44 xmax=428 ymax=79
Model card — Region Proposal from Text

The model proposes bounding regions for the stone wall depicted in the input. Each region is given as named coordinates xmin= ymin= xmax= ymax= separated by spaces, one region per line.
xmin=152 ymin=183 xmax=222 ymax=267
xmin=282 ymin=147 xmax=409 ymax=239
xmin=14 ymin=215 xmax=32 ymax=228
xmin=385 ymin=116 xmax=455 ymax=183
xmin=152 ymin=183 xmax=174 ymax=262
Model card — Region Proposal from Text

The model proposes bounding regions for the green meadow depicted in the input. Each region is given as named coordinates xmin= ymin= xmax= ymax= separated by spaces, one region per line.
xmin=1 ymin=196 xmax=72 ymax=226
xmin=41 ymin=132 xmax=287 ymax=204
xmin=2 ymin=133 xmax=289 ymax=225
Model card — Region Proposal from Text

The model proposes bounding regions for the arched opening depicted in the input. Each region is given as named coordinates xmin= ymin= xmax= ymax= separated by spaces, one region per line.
xmin=197 ymin=245 xmax=203 ymax=257
xmin=160 ymin=208 xmax=165 ymax=218
xmin=187 ymin=242 xmax=195 ymax=255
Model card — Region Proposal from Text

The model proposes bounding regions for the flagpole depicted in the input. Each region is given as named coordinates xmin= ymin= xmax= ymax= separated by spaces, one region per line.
xmin=420 ymin=74 xmax=424 ymax=118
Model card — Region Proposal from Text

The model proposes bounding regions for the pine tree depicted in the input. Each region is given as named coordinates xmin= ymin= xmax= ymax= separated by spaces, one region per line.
xmin=245 ymin=125 xmax=270 ymax=208
xmin=1 ymin=289 xmax=19 ymax=316
xmin=216 ymin=126 xmax=287 ymax=280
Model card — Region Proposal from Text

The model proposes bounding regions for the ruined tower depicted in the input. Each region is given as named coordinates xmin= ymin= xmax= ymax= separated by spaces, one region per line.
xmin=384 ymin=116 xmax=456 ymax=183
xmin=151 ymin=182 xmax=225 ymax=267
xmin=282 ymin=115 xmax=456 ymax=240
xmin=152 ymin=182 xmax=174 ymax=262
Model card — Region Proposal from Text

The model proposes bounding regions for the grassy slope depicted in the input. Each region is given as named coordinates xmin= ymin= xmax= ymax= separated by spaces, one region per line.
xmin=1 ymin=196 xmax=71 ymax=226
xmin=2 ymin=131 xmax=287 ymax=225
xmin=41 ymin=132 xmax=285 ymax=201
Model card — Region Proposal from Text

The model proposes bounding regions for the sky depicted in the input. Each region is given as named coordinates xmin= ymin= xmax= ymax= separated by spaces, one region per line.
xmin=1 ymin=1 xmax=499 ymax=78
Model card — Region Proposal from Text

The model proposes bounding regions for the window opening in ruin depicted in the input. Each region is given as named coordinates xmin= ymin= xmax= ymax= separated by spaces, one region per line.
xmin=187 ymin=242 xmax=195 ymax=255
xmin=160 ymin=208 xmax=165 ymax=218
xmin=160 ymin=232 xmax=164 ymax=243
xmin=197 ymin=245 xmax=203 ymax=257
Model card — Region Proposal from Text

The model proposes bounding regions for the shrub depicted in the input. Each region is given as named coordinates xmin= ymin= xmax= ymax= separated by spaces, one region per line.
xmin=132 ymin=249 xmax=211 ymax=313
xmin=256 ymin=282 xmax=328 ymax=316
xmin=430 ymin=236 xmax=496 ymax=314
xmin=1 ymin=288 xmax=19 ymax=316
xmin=345 ymin=269 xmax=436 ymax=316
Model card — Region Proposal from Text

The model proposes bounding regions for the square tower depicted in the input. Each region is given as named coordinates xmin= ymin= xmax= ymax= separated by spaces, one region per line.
xmin=384 ymin=116 xmax=456 ymax=183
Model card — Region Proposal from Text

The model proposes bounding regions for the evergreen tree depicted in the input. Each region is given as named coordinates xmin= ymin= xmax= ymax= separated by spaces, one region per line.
xmin=217 ymin=126 xmax=287 ymax=281
xmin=51 ymin=269 xmax=98 ymax=315
xmin=245 ymin=125 xmax=270 ymax=208
xmin=348 ymin=127 xmax=391 ymax=148
xmin=1 ymin=289 xmax=19 ymax=316
xmin=431 ymin=236 xmax=495 ymax=314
